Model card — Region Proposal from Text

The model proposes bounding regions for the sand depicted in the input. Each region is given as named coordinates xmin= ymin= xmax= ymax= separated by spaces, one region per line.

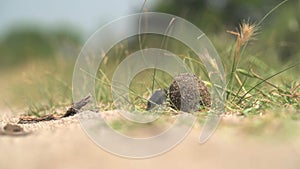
xmin=0 ymin=110 xmax=300 ymax=169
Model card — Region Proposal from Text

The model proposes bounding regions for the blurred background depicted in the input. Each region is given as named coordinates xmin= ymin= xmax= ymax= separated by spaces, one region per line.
xmin=1 ymin=2 xmax=299 ymax=169
xmin=0 ymin=0 xmax=299 ymax=111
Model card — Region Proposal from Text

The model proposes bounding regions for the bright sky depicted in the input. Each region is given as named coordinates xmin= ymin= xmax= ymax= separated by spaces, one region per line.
xmin=0 ymin=0 xmax=157 ymax=38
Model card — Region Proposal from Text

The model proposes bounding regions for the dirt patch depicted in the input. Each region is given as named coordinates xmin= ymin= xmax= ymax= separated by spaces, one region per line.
xmin=0 ymin=109 xmax=300 ymax=169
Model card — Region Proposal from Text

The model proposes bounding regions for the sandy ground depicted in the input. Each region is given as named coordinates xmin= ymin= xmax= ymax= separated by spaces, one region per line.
xmin=1 ymin=110 xmax=300 ymax=169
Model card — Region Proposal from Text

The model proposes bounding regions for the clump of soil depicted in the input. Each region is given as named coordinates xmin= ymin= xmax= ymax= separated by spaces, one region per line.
xmin=0 ymin=123 xmax=31 ymax=136
xmin=169 ymin=73 xmax=211 ymax=112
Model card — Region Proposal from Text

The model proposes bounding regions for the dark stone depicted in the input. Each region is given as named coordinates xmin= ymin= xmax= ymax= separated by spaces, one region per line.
xmin=146 ymin=89 xmax=168 ymax=110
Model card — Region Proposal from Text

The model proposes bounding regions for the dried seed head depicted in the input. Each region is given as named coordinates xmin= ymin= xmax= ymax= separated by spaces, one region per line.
xmin=227 ymin=20 xmax=259 ymax=64
xmin=238 ymin=21 xmax=258 ymax=45
xmin=227 ymin=20 xmax=258 ymax=46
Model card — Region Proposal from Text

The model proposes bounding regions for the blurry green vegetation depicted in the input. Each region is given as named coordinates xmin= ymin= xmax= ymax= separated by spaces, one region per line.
xmin=154 ymin=0 xmax=285 ymax=31
xmin=93 ymin=0 xmax=300 ymax=118
xmin=0 ymin=0 xmax=298 ymax=125
xmin=0 ymin=57 xmax=74 ymax=115
xmin=0 ymin=26 xmax=82 ymax=69
xmin=95 ymin=34 xmax=207 ymax=108
xmin=153 ymin=0 xmax=300 ymax=65
xmin=0 ymin=26 xmax=81 ymax=113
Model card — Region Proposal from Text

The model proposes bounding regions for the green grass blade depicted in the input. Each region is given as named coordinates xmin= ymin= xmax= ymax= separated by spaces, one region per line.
xmin=238 ymin=62 xmax=299 ymax=103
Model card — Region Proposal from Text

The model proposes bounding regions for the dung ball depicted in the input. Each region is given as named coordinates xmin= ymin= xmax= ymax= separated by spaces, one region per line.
xmin=169 ymin=73 xmax=211 ymax=112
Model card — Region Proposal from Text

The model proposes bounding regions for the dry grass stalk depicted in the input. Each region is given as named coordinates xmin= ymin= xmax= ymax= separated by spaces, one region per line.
xmin=227 ymin=21 xmax=258 ymax=67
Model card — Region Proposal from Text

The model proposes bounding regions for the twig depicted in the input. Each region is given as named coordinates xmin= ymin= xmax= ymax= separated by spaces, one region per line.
xmin=62 ymin=94 xmax=91 ymax=118
xmin=18 ymin=94 xmax=91 ymax=124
